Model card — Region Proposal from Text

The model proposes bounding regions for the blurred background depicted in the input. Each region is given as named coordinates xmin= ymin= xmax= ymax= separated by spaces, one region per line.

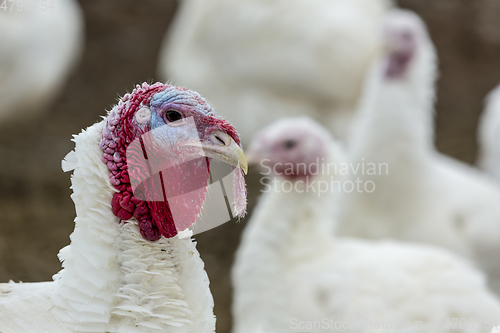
xmin=0 ymin=0 xmax=498 ymax=332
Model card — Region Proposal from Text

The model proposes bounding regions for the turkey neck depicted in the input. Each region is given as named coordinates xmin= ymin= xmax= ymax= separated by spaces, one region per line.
xmin=232 ymin=156 xmax=338 ymax=332
xmin=336 ymin=40 xmax=438 ymax=239
xmin=239 ymin=152 xmax=339 ymax=269
xmin=347 ymin=39 xmax=437 ymax=174
xmin=50 ymin=121 xmax=215 ymax=333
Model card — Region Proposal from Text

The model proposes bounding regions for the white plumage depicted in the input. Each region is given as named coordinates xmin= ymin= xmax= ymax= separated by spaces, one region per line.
xmin=477 ymin=82 xmax=500 ymax=184
xmin=336 ymin=10 xmax=500 ymax=294
xmin=232 ymin=117 xmax=500 ymax=333
xmin=159 ymin=0 xmax=391 ymax=144
xmin=0 ymin=83 xmax=249 ymax=332
xmin=0 ymin=122 xmax=215 ymax=332
xmin=0 ymin=0 xmax=83 ymax=122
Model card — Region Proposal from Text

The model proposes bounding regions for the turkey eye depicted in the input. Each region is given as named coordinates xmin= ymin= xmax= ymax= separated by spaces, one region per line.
xmin=165 ymin=110 xmax=183 ymax=122
xmin=283 ymin=140 xmax=296 ymax=149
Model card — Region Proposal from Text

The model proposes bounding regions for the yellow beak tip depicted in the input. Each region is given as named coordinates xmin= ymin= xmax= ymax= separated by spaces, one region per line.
xmin=241 ymin=163 xmax=248 ymax=175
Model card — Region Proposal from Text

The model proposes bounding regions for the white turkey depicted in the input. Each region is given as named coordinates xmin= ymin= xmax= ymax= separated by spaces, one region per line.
xmin=336 ymin=9 xmax=500 ymax=294
xmin=0 ymin=82 xmax=248 ymax=332
xmin=0 ymin=0 xmax=83 ymax=123
xmin=232 ymin=117 xmax=500 ymax=333
xmin=477 ymin=82 xmax=500 ymax=184
xmin=158 ymin=0 xmax=392 ymax=145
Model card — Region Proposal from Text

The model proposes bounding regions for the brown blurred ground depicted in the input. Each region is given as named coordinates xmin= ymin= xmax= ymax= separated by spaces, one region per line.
xmin=0 ymin=1 xmax=498 ymax=332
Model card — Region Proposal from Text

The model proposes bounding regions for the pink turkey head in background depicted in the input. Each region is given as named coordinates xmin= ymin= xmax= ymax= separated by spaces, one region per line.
xmin=383 ymin=10 xmax=427 ymax=79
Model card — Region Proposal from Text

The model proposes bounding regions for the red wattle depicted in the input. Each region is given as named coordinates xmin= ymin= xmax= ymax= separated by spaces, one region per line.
xmin=100 ymin=82 xmax=244 ymax=240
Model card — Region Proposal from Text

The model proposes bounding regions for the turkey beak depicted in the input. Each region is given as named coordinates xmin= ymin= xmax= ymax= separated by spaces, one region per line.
xmin=188 ymin=131 xmax=248 ymax=174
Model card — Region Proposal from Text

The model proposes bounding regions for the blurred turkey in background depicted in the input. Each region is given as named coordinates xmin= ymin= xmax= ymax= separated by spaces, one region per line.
xmin=159 ymin=0 xmax=391 ymax=144
xmin=0 ymin=1 xmax=499 ymax=332
xmin=0 ymin=0 xmax=83 ymax=123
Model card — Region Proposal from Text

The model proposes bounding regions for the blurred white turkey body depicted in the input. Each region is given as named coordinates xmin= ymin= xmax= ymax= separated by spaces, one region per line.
xmin=0 ymin=0 xmax=83 ymax=122
xmin=336 ymin=10 xmax=500 ymax=294
xmin=232 ymin=118 xmax=500 ymax=333
xmin=0 ymin=83 xmax=250 ymax=332
xmin=477 ymin=82 xmax=500 ymax=184
xmin=159 ymin=0 xmax=392 ymax=145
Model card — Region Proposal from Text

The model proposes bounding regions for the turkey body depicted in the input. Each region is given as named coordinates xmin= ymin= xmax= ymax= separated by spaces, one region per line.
xmin=336 ymin=10 xmax=500 ymax=294
xmin=0 ymin=121 xmax=215 ymax=333
xmin=159 ymin=0 xmax=391 ymax=144
xmin=0 ymin=0 xmax=83 ymax=123
xmin=232 ymin=118 xmax=500 ymax=333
